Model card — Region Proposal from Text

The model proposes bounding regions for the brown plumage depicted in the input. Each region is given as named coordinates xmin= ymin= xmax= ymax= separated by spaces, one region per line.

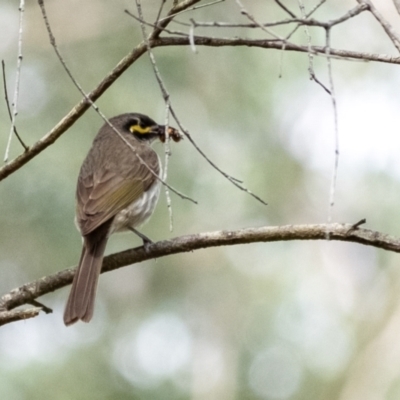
xmin=63 ymin=113 xmax=180 ymax=326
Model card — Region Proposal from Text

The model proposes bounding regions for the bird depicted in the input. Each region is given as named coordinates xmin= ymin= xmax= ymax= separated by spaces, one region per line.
xmin=63 ymin=113 xmax=182 ymax=326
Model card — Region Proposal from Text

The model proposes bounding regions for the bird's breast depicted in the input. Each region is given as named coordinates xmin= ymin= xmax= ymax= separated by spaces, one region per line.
xmin=110 ymin=178 xmax=161 ymax=234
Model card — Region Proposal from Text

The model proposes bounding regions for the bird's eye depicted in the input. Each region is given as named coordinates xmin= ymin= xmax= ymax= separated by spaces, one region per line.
xmin=129 ymin=124 xmax=151 ymax=134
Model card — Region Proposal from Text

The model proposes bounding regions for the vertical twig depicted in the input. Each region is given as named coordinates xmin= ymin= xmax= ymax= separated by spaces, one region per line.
xmin=155 ymin=0 xmax=167 ymax=25
xmin=135 ymin=0 xmax=176 ymax=230
xmin=297 ymin=0 xmax=313 ymax=76
xmin=278 ymin=0 xmax=327 ymax=78
xmin=4 ymin=0 xmax=25 ymax=162
xmin=163 ymin=104 xmax=174 ymax=231
xmin=325 ymin=28 xmax=339 ymax=230
xmin=1 ymin=61 xmax=27 ymax=150
xmin=189 ymin=20 xmax=198 ymax=53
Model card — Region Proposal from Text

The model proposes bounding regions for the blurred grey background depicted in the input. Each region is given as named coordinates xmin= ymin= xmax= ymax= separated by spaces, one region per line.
xmin=2 ymin=0 xmax=400 ymax=399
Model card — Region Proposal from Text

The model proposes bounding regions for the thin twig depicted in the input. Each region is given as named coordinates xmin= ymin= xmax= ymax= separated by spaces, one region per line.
xmin=154 ymin=0 xmax=167 ymax=26
xmin=189 ymin=20 xmax=198 ymax=53
xmin=297 ymin=0 xmax=315 ymax=80
xmin=394 ymin=0 xmax=400 ymax=16
xmin=278 ymin=0 xmax=328 ymax=75
xmin=186 ymin=5 xmax=367 ymax=30
xmin=325 ymin=27 xmax=339 ymax=230
xmin=4 ymin=0 xmax=25 ymax=162
xmin=356 ymin=0 xmax=400 ymax=54
xmin=171 ymin=107 xmax=268 ymax=205
xmin=346 ymin=218 xmax=367 ymax=234
xmin=134 ymin=0 xmax=177 ymax=229
xmin=1 ymin=60 xmax=27 ymax=150
xmin=150 ymin=0 xmax=203 ymax=39
xmin=236 ymin=0 xmax=285 ymax=40
xmin=163 ymin=104 xmax=175 ymax=232
xmin=275 ymin=0 xmax=296 ymax=18
xmin=297 ymin=1 xmax=331 ymax=93
xmin=158 ymin=0 xmax=225 ymax=23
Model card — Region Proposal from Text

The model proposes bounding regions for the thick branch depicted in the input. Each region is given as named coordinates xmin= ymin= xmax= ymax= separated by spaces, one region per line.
xmin=1 ymin=223 xmax=399 ymax=325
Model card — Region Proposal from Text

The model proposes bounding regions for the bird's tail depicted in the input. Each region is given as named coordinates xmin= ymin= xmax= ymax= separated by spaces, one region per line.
xmin=63 ymin=235 xmax=108 ymax=326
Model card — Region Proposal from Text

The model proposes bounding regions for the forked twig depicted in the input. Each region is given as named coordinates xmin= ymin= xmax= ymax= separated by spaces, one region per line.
xmin=4 ymin=0 xmax=25 ymax=162
xmin=1 ymin=60 xmax=27 ymax=150
xmin=356 ymin=0 xmax=400 ymax=54
xmin=158 ymin=0 xmax=225 ymax=23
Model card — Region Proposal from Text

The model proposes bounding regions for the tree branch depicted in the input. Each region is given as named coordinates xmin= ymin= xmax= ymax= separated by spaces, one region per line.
xmin=152 ymin=35 xmax=400 ymax=64
xmin=1 ymin=223 xmax=399 ymax=326
xmin=1 ymin=24 xmax=399 ymax=182
xmin=0 ymin=308 xmax=41 ymax=327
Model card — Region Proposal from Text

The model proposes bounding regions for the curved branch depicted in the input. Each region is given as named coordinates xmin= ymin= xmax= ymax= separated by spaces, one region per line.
xmin=1 ymin=223 xmax=399 ymax=326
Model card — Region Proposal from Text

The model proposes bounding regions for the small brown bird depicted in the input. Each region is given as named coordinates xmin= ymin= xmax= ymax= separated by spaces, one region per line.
xmin=63 ymin=113 xmax=181 ymax=326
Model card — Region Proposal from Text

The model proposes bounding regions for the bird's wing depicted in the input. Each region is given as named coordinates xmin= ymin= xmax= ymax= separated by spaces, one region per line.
xmin=76 ymin=152 xmax=159 ymax=236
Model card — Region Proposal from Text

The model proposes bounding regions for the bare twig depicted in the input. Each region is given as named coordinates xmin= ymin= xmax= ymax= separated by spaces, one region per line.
xmin=275 ymin=0 xmax=297 ymax=18
xmin=171 ymin=106 xmax=268 ymax=205
xmin=151 ymin=0 xmax=203 ymax=38
xmin=189 ymin=20 xmax=198 ymax=53
xmin=1 ymin=222 xmax=400 ymax=325
xmin=186 ymin=6 xmax=366 ymax=30
xmin=356 ymin=0 xmax=400 ymax=53
xmin=236 ymin=0 xmax=284 ymax=40
xmin=4 ymin=0 xmax=25 ymax=162
xmin=134 ymin=0 xmax=177 ymax=228
xmin=163 ymin=105 xmax=175 ymax=231
xmin=154 ymin=0 xmax=167 ymax=26
xmin=325 ymin=27 xmax=340 ymax=229
xmin=278 ymin=0 xmax=328 ymax=77
xmin=1 ymin=60 xmax=27 ymax=150
xmin=394 ymin=0 xmax=400 ymax=16
xmin=158 ymin=0 xmax=225 ymax=23
xmin=347 ymin=218 xmax=367 ymax=234
xmin=297 ymin=0 xmax=316 ymax=83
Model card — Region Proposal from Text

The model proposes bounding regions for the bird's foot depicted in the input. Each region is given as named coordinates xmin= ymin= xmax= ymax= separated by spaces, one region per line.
xmin=129 ymin=228 xmax=154 ymax=253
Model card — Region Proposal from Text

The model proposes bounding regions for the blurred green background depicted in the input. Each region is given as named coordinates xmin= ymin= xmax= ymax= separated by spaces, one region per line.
xmin=2 ymin=0 xmax=400 ymax=399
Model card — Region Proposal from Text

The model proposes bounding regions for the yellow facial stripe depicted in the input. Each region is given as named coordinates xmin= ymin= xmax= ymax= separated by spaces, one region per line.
xmin=129 ymin=124 xmax=151 ymax=134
